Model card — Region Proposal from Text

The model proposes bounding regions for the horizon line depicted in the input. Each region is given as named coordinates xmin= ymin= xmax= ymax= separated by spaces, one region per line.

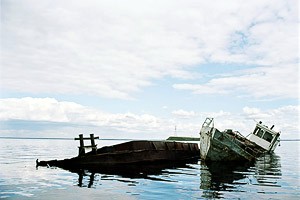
xmin=0 ymin=136 xmax=299 ymax=141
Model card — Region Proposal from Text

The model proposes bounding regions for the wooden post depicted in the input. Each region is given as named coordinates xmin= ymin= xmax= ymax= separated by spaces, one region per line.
xmin=90 ymin=134 xmax=96 ymax=154
xmin=75 ymin=134 xmax=85 ymax=156
xmin=79 ymin=134 xmax=84 ymax=148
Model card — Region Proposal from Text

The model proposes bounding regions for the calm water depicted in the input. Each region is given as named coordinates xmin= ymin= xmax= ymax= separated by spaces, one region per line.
xmin=0 ymin=138 xmax=299 ymax=199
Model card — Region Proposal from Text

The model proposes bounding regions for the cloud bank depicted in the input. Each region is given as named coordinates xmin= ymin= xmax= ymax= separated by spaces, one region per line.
xmin=173 ymin=64 xmax=298 ymax=99
xmin=1 ymin=98 xmax=298 ymax=139
xmin=2 ymin=0 xmax=298 ymax=99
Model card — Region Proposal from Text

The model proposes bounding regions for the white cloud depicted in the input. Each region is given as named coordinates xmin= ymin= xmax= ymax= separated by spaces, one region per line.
xmin=172 ymin=109 xmax=230 ymax=119
xmin=0 ymin=97 xmax=299 ymax=139
xmin=1 ymin=0 xmax=298 ymax=99
xmin=242 ymin=105 xmax=300 ymax=136
xmin=243 ymin=106 xmax=271 ymax=119
xmin=1 ymin=0 xmax=203 ymax=99
xmin=173 ymin=63 xmax=298 ymax=99
xmin=172 ymin=109 xmax=197 ymax=119
xmin=202 ymin=110 xmax=231 ymax=118
xmin=0 ymin=97 xmax=75 ymax=122
xmin=0 ymin=97 xmax=163 ymax=135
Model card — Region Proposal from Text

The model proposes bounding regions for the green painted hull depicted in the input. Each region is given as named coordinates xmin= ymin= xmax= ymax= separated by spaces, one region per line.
xmin=200 ymin=127 xmax=264 ymax=161
xmin=166 ymin=136 xmax=200 ymax=141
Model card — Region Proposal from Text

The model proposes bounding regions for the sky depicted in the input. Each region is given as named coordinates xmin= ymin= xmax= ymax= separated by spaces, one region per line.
xmin=0 ymin=0 xmax=299 ymax=140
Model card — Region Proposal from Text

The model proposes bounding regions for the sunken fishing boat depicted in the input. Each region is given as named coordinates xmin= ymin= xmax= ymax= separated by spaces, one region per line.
xmin=36 ymin=134 xmax=200 ymax=169
xmin=199 ymin=118 xmax=280 ymax=162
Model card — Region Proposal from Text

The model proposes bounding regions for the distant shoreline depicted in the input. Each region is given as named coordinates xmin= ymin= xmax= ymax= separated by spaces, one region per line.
xmin=0 ymin=136 xmax=299 ymax=141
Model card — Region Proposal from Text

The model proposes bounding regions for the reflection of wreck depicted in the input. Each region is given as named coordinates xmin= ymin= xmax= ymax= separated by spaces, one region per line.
xmin=200 ymin=153 xmax=282 ymax=199
xmin=199 ymin=118 xmax=280 ymax=161
xmin=69 ymin=161 xmax=198 ymax=188
xmin=37 ymin=136 xmax=199 ymax=169
xmin=200 ymin=161 xmax=253 ymax=199
xmin=254 ymin=153 xmax=282 ymax=186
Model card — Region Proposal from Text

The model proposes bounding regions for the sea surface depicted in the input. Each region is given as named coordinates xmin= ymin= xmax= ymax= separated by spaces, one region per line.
xmin=0 ymin=138 xmax=299 ymax=199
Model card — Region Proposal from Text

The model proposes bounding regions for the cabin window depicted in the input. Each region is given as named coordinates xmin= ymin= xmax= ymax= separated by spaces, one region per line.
xmin=253 ymin=127 xmax=260 ymax=135
xmin=262 ymin=131 xmax=273 ymax=142
xmin=257 ymin=129 xmax=264 ymax=138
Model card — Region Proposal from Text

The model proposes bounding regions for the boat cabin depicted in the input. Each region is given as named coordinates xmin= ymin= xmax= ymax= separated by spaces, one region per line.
xmin=248 ymin=121 xmax=280 ymax=152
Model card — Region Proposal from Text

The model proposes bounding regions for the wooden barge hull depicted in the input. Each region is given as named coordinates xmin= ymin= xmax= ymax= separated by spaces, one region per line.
xmin=37 ymin=140 xmax=200 ymax=168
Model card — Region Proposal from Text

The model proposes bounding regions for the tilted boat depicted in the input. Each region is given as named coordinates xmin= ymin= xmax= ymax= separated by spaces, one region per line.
xmin=37 ymin=140 xmax=200 ymax=168
xmin=199 ymin=118 xmax=280 ymax=161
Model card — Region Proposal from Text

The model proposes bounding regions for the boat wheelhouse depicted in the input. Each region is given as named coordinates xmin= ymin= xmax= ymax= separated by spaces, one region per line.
xmin=248 ymin=121 xmax=280 ymax=152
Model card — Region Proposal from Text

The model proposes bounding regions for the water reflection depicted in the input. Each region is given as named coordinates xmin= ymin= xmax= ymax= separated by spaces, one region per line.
xmin=57 ymin=161 xmax=199 ymax=188
xmin=200 ymin=161 xmax=252 ymax=199
xmin=77 ymin=171 xmax=103 ymax=188
xmin=200 ymin=153 xmax=282 ymax=199
xmin=37 ymin=153 xmax=282 ymax=192
xmin=2 ymin=139 xmax=297 ymax=199
xmin=254 ymin=153 xmax=282 ymax=186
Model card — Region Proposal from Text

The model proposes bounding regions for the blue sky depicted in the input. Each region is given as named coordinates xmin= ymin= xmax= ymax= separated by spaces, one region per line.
xmin=0 ymin=0 xmax=299 ymax=139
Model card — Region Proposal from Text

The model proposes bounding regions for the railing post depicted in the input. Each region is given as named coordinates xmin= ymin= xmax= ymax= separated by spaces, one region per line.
xmin=75 ymin=133 xmax=99 ymax=156
xmin=78 ymin=134 xmax=85 ymax=156
xmin=90 ymin=134 xmax=97 ymax=154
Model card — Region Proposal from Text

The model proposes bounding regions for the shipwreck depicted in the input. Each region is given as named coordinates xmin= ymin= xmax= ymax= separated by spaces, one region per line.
xmin=199 ymin=118 xmax=280 ymax=162
xmin=36 ymin=134 xmax=200 ymax=169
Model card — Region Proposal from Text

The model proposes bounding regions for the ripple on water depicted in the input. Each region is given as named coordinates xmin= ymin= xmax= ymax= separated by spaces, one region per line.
xmin=0 ymin=139 xmax=299 ymax=199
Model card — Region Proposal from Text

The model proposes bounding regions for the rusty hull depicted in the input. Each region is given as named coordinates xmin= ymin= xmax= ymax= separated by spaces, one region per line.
xmin=37 ymin=140 xmax=200 ymax=168
xmin=200 ymin=125 xmax=265 ymax=162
